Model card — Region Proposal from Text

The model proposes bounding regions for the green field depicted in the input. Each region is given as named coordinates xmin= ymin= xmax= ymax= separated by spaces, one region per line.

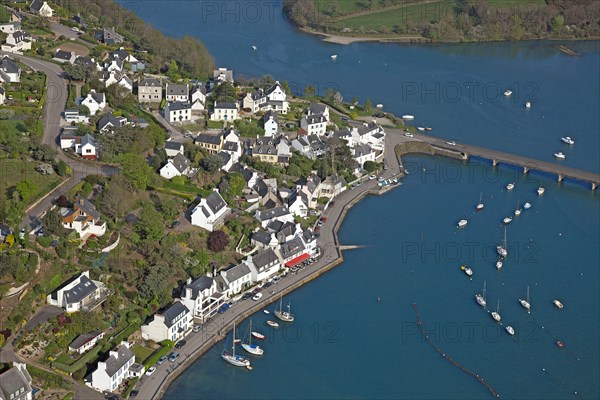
xmin=330 ymin=0 xmax=547 ymax=32
xmin=0 ymin=159 xmax=63 ymax=205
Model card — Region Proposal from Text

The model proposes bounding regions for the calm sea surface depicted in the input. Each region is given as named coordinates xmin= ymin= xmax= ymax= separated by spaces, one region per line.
xmin=120 ymin=1 xmax=600 ymax=398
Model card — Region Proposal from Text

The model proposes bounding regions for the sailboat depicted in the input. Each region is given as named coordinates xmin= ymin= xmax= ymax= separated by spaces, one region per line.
xmin=476 ymin=192 xmax=484 ymax=211
xmin=476 ymin=280 xmax=487 ymax=307
xmin=496 ymin=260 xmax=503 ymax=270
xmin=537 ymin=186 xmax=545 ymax=196
xmin=491 ymin=300 xmax=501 ymax=322
xmin=221 ymin=323 xmax=251 ymax=367
xmin=497 ymin=227 xmax=508 ymax=258
xmin=523 ymin=202 xmax=532 ymax=210
xmin=274 ymin=296 xmax=295 ymax=322
xmin=519 ymin=286 xmax=531 ymax=312
xmin=505 ymin=325 xmax=515 ymax=336
xmin=241 ymin=319 xmax=264 ymax=355
xmin=514 ymin=200 xmax=522 ymax=216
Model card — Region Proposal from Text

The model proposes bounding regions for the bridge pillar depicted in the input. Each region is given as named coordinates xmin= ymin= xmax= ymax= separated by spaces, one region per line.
xmin=523 ymin=166 xmax=529 ymax=174
xmin=557 ymin=174 xmax=564 ymax=182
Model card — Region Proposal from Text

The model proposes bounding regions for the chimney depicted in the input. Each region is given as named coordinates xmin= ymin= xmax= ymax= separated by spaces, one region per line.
xmin=186 ymin=277 xmax=192 ymax=285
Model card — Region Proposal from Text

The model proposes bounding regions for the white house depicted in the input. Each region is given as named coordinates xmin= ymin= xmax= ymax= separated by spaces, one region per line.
xmin=69 ymin=330 xmax=105 ymax=354
xmin=190 ymin=83 xmax=206 ymax=111
xmin=29 ymin=0 xmax=54 ymax=17
xmin=1 ymin=30 xmax=31 ymax=53
xmin=318 ymin=174 xmax=347 ymax=198
xmin=213 ymin=67 xmax=233 ymax=84
xmin=0 ymin=86 xmax=5 ymax=105
xmin=296 ymin=173 xmax=321 ymax=209
xmin=63 ymin=109 xmax=90 ymax=124
xmin=60 ymin=195 xmax=106 ymax=238
xmin=111 ymin=48 xmax=138 ymax=63
xmin=97 ymin=112 xmax=127 ymax=132
xmin=178 ymin=276 xmax=226 ymax=323
xmin=246 ymin=248 xmax=280 ymax=283
xmin=250 ymin=229 xmax=279 ymax=250
xmin=0 ymin=362 xmax=32 ymax=400
xmin=0 ymin=22 xmax=20 ymax=34
xmin=137 ymin=77 xmax=162 ymax=103
xmin=210 ymin=101 xmax=239 ymax=121
xmin=287 ymin=190 xmax=309 ymax=218
xmin=190 ymin=190 xmax=230 ymax=232
xmin=53 ymin=49 xmax=77 ymax=64
xmin=164 ymin=141 xmax=184 ymax=158
xmin=79 ymin=90 xmax=106 ymax=116
xmin=262 ymin=110 xmax=279 ymax=136
xmin=0 ymin=56 xmax=21 ymax=83
xmin=165 ymin=83 xmax=189 ymax=102
xmin=300 ymin=104 xmax=330 ymax=136
xmin=46 ymin=270 xmax=107 ymax=313
xmin=103 ymin=71 xmax=133 ymax=92
xmin=353 ymin=143 xmax=376 ymax=170
xmin=164 ymin=101 xmax=191 ymax=123
xmin=220 ymin=263 xmax=252 ymax=296
xmin=255 ymin=205 xmax=294 ymax=228
xmin=141 ymin=302 xmax=193 ymax=343
xmin=89 ymin=342 xmax=135 ymax=393
xmin=60 ymin=131 xmax=97 ymax=160
xmin=242 ymin=81 xmax=289 ymax=114
xmin=104 ymin=59 xmax=123 ymax=73
xmin=159 ymin=153 xmax=191 ymax=180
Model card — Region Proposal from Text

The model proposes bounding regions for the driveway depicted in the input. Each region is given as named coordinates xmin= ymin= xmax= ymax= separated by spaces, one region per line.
xmin=23 ymin=305 xmax=63 ymax=332
xmin=49 ymin=21 xmax=79 ymax=39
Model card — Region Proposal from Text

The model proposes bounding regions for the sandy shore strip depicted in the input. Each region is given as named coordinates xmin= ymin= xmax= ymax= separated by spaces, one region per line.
xmin=299 ymin=27 xmax=427 ymax=45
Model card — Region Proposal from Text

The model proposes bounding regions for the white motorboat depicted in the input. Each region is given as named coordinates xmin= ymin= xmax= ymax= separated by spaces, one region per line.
xmin=523 ymin=202 xmax=531 ymax=210
xmin=251 ymin=331 xmax=265 ymax=340
xmin=506 ymin=183 xmax=515 ymax=190
xmin=417 ymin=127 xmax=425 ymax=131
xmin=461 ymin=265 xmax=473 ymax=277
xmin=505 ymin=325 xmax=515 ymax=336
xmin=561 ymin=136 xmax=575 ymax=145
xmin=504 ymin=90 xmax=512 ymax=96
xmin=554 ymin=152 xmax=566 ymax=159
xmin=402 ymin=115 xmax=415 ymax=120
xmin=491 ymin=300 xmax=502 ymax=322
xmin=263 ymin=309 xmax=270 ymax=315
xmin=496 ymin=260 xmax=503 ymax=270
xmin=376 ymin=104 xmax=383 ymax=109
xmin=457 ymin=219 xmax=468 ymax=228
xmin=266 ymin=320 xmax=279 ymax=328
xmin=331 ymin=54 xmax=337 ymax=60
xmin=497 ymin=227 xmax=508 ymax=258
xmin=221 ymin=323 xmax=251 ymax=367
xmin=525 ymin=101 xmax=531 ymax=108
xmin=251 ymin=45 xmax=257 ymax=50
xmin=514 ymin=201 xmax=521 ymax=216
xmin=503 ymin=216 xmax=513 ymax=224
xmin=519 ymin=286 xmax=531 ymax=312
xmin=553 ymin=299 xmax=564 ymax=310
xmin=476 ymin=280 xmax=487 ymax=307
xmin=537 ymin=187 xmax=545 ymax=196
xmin=476 ymin=192 xmax=484 ymax=211
xmin=274 ymin=296 xmax=295 ymax=322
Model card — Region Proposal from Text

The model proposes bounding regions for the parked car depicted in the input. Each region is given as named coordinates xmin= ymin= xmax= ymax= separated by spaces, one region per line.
xmin=341 ymin=116 xmax=349 ymax=122
xmin=168 ymin=352 xmax=180 ymax=362
xmin=320 ymin=217 xmax=328 ymax=222
xmin=252 ymin=292 xmax=263 ymax=301
xmin=369 ymin=174 xmax=376 ymax=180
xmin=157 ymin=355 xmax=167 ymax=365
xmin=241 ymin=293 xmax=252 ymax=300
xmin=446 ymin=141 xmax=456 ymax=146
xmin=130 ymin=390 xmax=139 ymax=397
xmin=404 ymin=132 xmax=414 ymax=138
xmin=145 ymin=367 xmax=156 ymax=376
xmin=193 ymin=325 xmax=201 ymax=333
xmin=175 ymin=340 xmax=186 ymax=349
xmin=170 ymin=220 xmax=180 ymax=229
xmin=218 ymin=303 xmax=230 ymax=313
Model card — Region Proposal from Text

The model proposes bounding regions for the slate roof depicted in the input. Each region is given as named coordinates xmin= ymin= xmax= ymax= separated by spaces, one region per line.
xmin=0 ymin=57 xmax=20 ymax=74
xmin=69 ymin=330 xmax=102 ymax=350
xmin=254 ymin=144 xmax=276 ymax=155
xmin=112 ymin=49 xmax=130 ymax=61
xmin=223 ymin=263 xmax=251 ymax=283
xmin=0 ymin=366 xmax=31 ymax=400
xmin=218 ymin=151 xmax=231 ymax=165
xmin=58 ymin=274 xmax=98 ymax=304
xmin=354 ymin=144 xmax=373 ymax=157
xmin=215 ymin=101 xmax=237 ymax=109
xmin=160 ymin=302 xmax=189 ymax=328
xmin=252 ymin=248 xmax=278 ymax=270
xmin=166 ymin=83 xmax=188 ymax=96
xmin=304 ymin=114 xmax=327 ymax=124
xmin=265 ymin=82 xmax=283 ymax=95
xmin=184 ymin=276 xmax=214 ymax=299
xmin=256 ymin=205 xmax=290 ymax=222
xmin=74 ymin=195 xmax=101 ymax=219
xmin=280 ymin=237 xmax=306 ymax=259
xmin=196 ymin=133 xmax=222 ymax=145
xmin=75 ymin=56 xmax=96 ymax=66
xmin=262 ymin=109 xmax=278 ymax=123
xmin=139 ymin=77 xmax=161 ymax=87
xmin=167 ymin=101 xmax=191 ymax=111
xmin=205 ymin=191 xmax=226 ymax=214
xmin=165 ymin=141 xmax=183 ymax=151
xmin=97 ymin=112 xmax=126 ymax=130
xmin=30 ymin=0 xmax=46 ymax=13
xmin=357 ymin=121 xmax=379 ymax=135
xmin=307 ymin=103 xmax=327 ymax=115
xmin=104 ymin=343 xmax=134 ymax=377
xmin=251 ymin=230 xmax=272 ymax=245
xmin=81 ymin=134 xmax=95 ymax=147
xmin=222 ymin=141 xmax=238 ymax=152
xmin=170 ymin=153 xmax=190 ymax=174
xmin=53 ymin=49 xmax=72 ymax=61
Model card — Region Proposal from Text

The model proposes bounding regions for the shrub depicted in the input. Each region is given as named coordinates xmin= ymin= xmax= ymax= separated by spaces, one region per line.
xmin=207 ymin=230 xmax=228 ymax=252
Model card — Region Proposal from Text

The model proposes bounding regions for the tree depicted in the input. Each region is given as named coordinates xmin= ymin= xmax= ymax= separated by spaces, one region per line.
xmin=325 ymin=87 xmax=336 ymax=102
xmin=364 ymin=98 xmax=372 ymax=112
xmin=119 ymin=154 xmax=153 ymax=190
xmin=363 ymin=160 xmax=378 ymax=173
xmin=282 ymin=80 xmax=291 ymax=95
xmin=334 ymin=91 xmax=343 ymax=104
xmin=6 ymin=199 xmax=23 ymax=229
xmin=258 ymin=75 xmax=275 ymax=90
xmin=551 ymin=15 xmax=564 ymax=35
xmin=201 ymin=154 xmax=224 ymax=172
xmin=304 ymin=85 xmax=316 ymax=98
xmin=351 ymin=96 xmax=358 ymax=105
xmin=56 ymin=160 xmax=71 ymax=177
xmin=56 ymin=195 xmax=70 ymax=208
xmin=32 ymin=144 xmax=57 ymax=162
xmin=100 ymin=175 xmax=132 ymax=220
xmin=63 ymin=63 xmax=87 ymax=81
xmin=136 ymin=203 xmax=165 ymax=241
xmin=207 ymin=230 xmax=228 ymax=252
xmin=226 ymin=173 xmax=245 ymax=197
xmin=43 ymin=208 xmax=66 ymax=236
xmin=138 ymin=262 xmax=171 ymax=304
xmin=105 ymin=84 xmax=136 ymax=111
xmin=15 ymin=179 xmax=37 ymax=203
xmin=213 ymin=82 xmax=236 ymax=103
xmin=166 ymin=60 xmax=181 ymax=81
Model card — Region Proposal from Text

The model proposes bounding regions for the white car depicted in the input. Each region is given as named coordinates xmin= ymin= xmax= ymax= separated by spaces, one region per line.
xmin=70 ymin=27 xmax=79 ymax=32
xmin=145 ymin=367 xmax=156 ymax=376
xmin=252 ymin=292 xmax=263 ymax=301
xmin=369 ymin=174 xmax=376 ymax=180
xmin=404 ymin=132 xmax=414 ymax=138
xmin=446 ymin=141 xmax=456 ymax=146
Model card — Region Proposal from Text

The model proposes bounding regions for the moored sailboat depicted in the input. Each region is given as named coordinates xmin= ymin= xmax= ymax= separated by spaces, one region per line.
xmin=476 ymin=192 xmax=484 ymax=211
xmin=497 ymin=227 xmax=508 ymax=258
xmin=241 ymin=319 xmax=264 ymax=355
xmin=476 ymin=280 xmax=487 ymax=307
xmin=491 ymin=300 xmax=502 ymax=322
xmin=519 ymin=286 xmax=531 ymax=312
xmin=274 ymin=296 xmax=295 ymax=322
xmin=221 ymin=323 xmax=251 ymax=367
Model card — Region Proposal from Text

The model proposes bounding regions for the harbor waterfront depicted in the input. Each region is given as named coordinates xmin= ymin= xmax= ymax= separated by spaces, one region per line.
xmin=115 ymin=2 xmax=600 ymax=399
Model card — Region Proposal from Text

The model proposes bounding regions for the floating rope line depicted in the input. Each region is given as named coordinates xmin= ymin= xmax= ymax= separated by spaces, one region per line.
xmin=412 ymin=303 xmax=500 ymax=398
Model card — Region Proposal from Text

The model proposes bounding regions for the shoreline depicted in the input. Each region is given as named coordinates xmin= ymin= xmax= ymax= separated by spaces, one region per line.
xmin=148 ymin=173 xmax=404 ymax=399
xmin=298 ymin=26 xmax=600 ymax=46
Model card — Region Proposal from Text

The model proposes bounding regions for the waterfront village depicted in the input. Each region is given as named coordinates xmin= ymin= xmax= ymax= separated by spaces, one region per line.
xmin=0 ymin=2 xmax=401 ymax=399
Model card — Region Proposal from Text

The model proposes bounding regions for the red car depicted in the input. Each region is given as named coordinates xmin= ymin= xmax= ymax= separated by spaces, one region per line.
xmin=320 ymin=217 xmax=327 ymax=222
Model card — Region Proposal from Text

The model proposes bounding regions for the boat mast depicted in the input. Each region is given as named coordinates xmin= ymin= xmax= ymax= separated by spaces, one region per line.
xmin=503 ymin=227 xmax=507 ymax=248
xmin=483 ymin=280 xmax=487 ymax=303
xmin=248 ymin=319 xmax=252 ymax=345
xmin=232 ymin=323 xmax=236 ymax=356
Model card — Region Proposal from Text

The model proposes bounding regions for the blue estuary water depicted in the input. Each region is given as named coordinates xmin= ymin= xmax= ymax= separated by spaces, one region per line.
xmin=120 ymin=1 xmax=600 ymax=398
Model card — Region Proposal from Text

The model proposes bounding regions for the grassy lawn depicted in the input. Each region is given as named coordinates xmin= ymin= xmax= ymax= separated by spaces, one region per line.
xmin=0 ymin=119 xmax=27 ymax=139
xmin=206 ymin=120 xmax=225 ymax=129
xmin=132 ymin=344 xmax=154 ymax=364
xmin=0 ymin=159 xmax=63 ymax=205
